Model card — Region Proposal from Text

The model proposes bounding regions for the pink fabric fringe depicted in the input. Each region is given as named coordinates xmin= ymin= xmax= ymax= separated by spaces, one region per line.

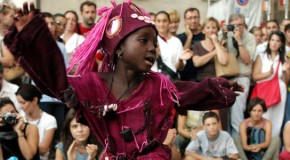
xmin=67 ymin=4 xmax=114 ymax=75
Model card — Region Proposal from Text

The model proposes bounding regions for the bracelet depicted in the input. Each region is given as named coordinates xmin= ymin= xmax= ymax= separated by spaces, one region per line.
xmin=18 ymin=132 xmax=24 ymax=138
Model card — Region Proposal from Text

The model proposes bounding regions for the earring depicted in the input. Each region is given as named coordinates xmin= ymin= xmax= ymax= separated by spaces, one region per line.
xmin=116 ymin=50 xmax=123 ymax=58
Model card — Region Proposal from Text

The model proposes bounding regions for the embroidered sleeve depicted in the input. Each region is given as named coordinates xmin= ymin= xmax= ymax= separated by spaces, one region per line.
xmin=4 ymin=14 xmax=68 ymax=99
xmin=174 ymin=77 xmax=236 ymax=115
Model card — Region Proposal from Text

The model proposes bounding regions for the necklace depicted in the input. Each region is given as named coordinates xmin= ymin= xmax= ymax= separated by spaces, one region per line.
xmin=26 ymin=109 xmax=43 ymax=125
xmin=101 ymin=70 xmax=143 ymax=116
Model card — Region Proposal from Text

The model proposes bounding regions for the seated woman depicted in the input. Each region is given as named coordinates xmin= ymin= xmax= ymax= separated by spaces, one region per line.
xmin=55 ymin=108 xmax=101 ymax=160
xmin=0 ymin=97 xmax=39 ymax=160
xmin=280 ymin=121 xmax=290 ymax=159
xmin=16 ymin=84 xmax=57 ymax=160
xmin=234 ymin=97 xmax=280 ymax=160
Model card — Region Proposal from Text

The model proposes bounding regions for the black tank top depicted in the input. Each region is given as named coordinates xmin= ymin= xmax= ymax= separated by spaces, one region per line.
xmin=1 ymin=123 xmax=40 ymax=160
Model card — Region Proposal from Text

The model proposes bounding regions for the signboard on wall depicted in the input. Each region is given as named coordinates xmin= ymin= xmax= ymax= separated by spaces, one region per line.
xmin=234 ymin=0 xmax=250 ymax=17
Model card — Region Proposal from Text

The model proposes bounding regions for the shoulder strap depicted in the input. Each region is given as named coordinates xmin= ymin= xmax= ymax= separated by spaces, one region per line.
xmin=244 ymin=120 xmax=249 ymax=127
xmin=23 ymin=122 xmax=29 ymax=139
xmin=261 ymin=119 xmax=266 ymax=128
xmin=274 ymin=61 xmax=280 ymax=77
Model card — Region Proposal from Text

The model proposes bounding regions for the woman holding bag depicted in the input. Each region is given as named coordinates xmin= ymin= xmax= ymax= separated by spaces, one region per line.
xmin=252 ymin=30 xmax=289 ymax=137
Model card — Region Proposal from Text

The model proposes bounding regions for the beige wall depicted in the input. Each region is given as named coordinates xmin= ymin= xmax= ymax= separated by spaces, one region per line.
xmin=39 ymin=0 xmax=209 ymax=34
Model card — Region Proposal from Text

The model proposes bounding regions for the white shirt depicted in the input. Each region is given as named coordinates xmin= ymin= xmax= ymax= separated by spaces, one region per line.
xmin=255 ymin=41 xmax=268 ymax=60
xmin=257 ymin=53 xmax=283 ymax=83
xmin=158 ymin=36 xmax=184 ymax=72
xmin=22 ymin=111 xmax=57 ymax=160
xmin=61 ymin=33 xmax=85 ymax=61
xmin=186 ymin=130 xmax=238 ymax=158
xmin=286 ymin=45 xmax=290 ymax=57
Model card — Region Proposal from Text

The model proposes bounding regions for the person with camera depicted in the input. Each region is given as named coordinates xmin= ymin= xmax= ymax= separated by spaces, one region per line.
xmin=226 ymin=13 xmax=256 ymax=136
xmin=0 ymin=97 xmax=39 ymax=160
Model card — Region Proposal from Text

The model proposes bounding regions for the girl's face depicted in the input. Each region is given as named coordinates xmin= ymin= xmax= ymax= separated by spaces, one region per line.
xmin=155 ymin=13 xmax=170 ymax=34
xmin=16 ymin=95 xmax=36 ymax=114
xmin=269 ymin=34 xmax=282 ymax=52
xmin=65 ymin=12 xmax=77 ymax=32
xmin=250 ymin=104 xmax=264 ymax=122
xmin=253 ymin=30 xmax=262 ymax=45
xmin=70 ymin=118 xmax=90 ymax=143
xmin=203 ymin=21 xmax=218 ymax=38
xmin=169 ymin=20 xmax=179 ymax=34
xmin=118 ymin=26 xmax=157 ymax=72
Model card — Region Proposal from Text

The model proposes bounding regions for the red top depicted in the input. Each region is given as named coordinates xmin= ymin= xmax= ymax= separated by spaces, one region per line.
xmin=75 ymin=23 xmax=94 ymax=37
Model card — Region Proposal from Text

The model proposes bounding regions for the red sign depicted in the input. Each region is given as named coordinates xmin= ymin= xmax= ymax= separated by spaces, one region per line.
xmin=237 ymin=0 xmax=249 ymax=6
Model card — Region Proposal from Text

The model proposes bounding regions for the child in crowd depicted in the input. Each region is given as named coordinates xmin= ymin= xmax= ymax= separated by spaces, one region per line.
xmin=184 ymin=112 xmax=239 ymax=160
xmin=55 ymin=109 xmax=100 ymax=160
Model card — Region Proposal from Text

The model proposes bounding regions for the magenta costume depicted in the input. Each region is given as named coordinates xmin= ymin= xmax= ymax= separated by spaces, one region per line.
xmin=4 ymin=1 xmax=236 ymax=160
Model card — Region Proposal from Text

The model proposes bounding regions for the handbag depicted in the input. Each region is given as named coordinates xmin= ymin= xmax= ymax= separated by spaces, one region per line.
xmin=156 ymin=56 xmax=180 ymax=81
xmin=215 ymin=53 xmax=240 ymax=77
xmin=250 ymin=62 xmax=281 ymax=108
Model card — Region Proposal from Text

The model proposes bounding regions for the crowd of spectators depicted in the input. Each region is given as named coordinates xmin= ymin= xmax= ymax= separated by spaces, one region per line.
xmin=0 ymin=0 xmax=290 ymax=159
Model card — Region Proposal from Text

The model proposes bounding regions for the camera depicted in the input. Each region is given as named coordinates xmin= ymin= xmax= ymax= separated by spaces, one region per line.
xmin=227 ymin=24 xmax=237 ymax=32
xmin=0 ymin=112 xmax=17 ymax=126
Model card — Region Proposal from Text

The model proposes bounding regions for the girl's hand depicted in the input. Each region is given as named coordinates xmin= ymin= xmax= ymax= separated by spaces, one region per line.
xmin=67 ymin=140 xmax=78 ymax=160
xmin=14 ymin=2 xmax=39 ymax=32
xmin=86 ymin=144 xmax=98 ymax=160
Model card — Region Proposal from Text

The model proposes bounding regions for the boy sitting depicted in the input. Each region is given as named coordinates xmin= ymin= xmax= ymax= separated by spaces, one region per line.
xmin=184 ymin=112 xmax=239 ymax=160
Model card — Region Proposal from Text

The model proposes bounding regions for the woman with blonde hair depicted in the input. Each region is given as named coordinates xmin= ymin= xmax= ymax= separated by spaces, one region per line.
xmin=167 ymin=9 xmax=180 ymax=36
xmin=192 ymin=17 xmax=228 ymax=81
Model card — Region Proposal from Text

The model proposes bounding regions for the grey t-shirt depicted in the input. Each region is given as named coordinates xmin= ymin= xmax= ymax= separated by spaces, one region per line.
xmin=186 ymin=130 xmax=238 ymax=158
